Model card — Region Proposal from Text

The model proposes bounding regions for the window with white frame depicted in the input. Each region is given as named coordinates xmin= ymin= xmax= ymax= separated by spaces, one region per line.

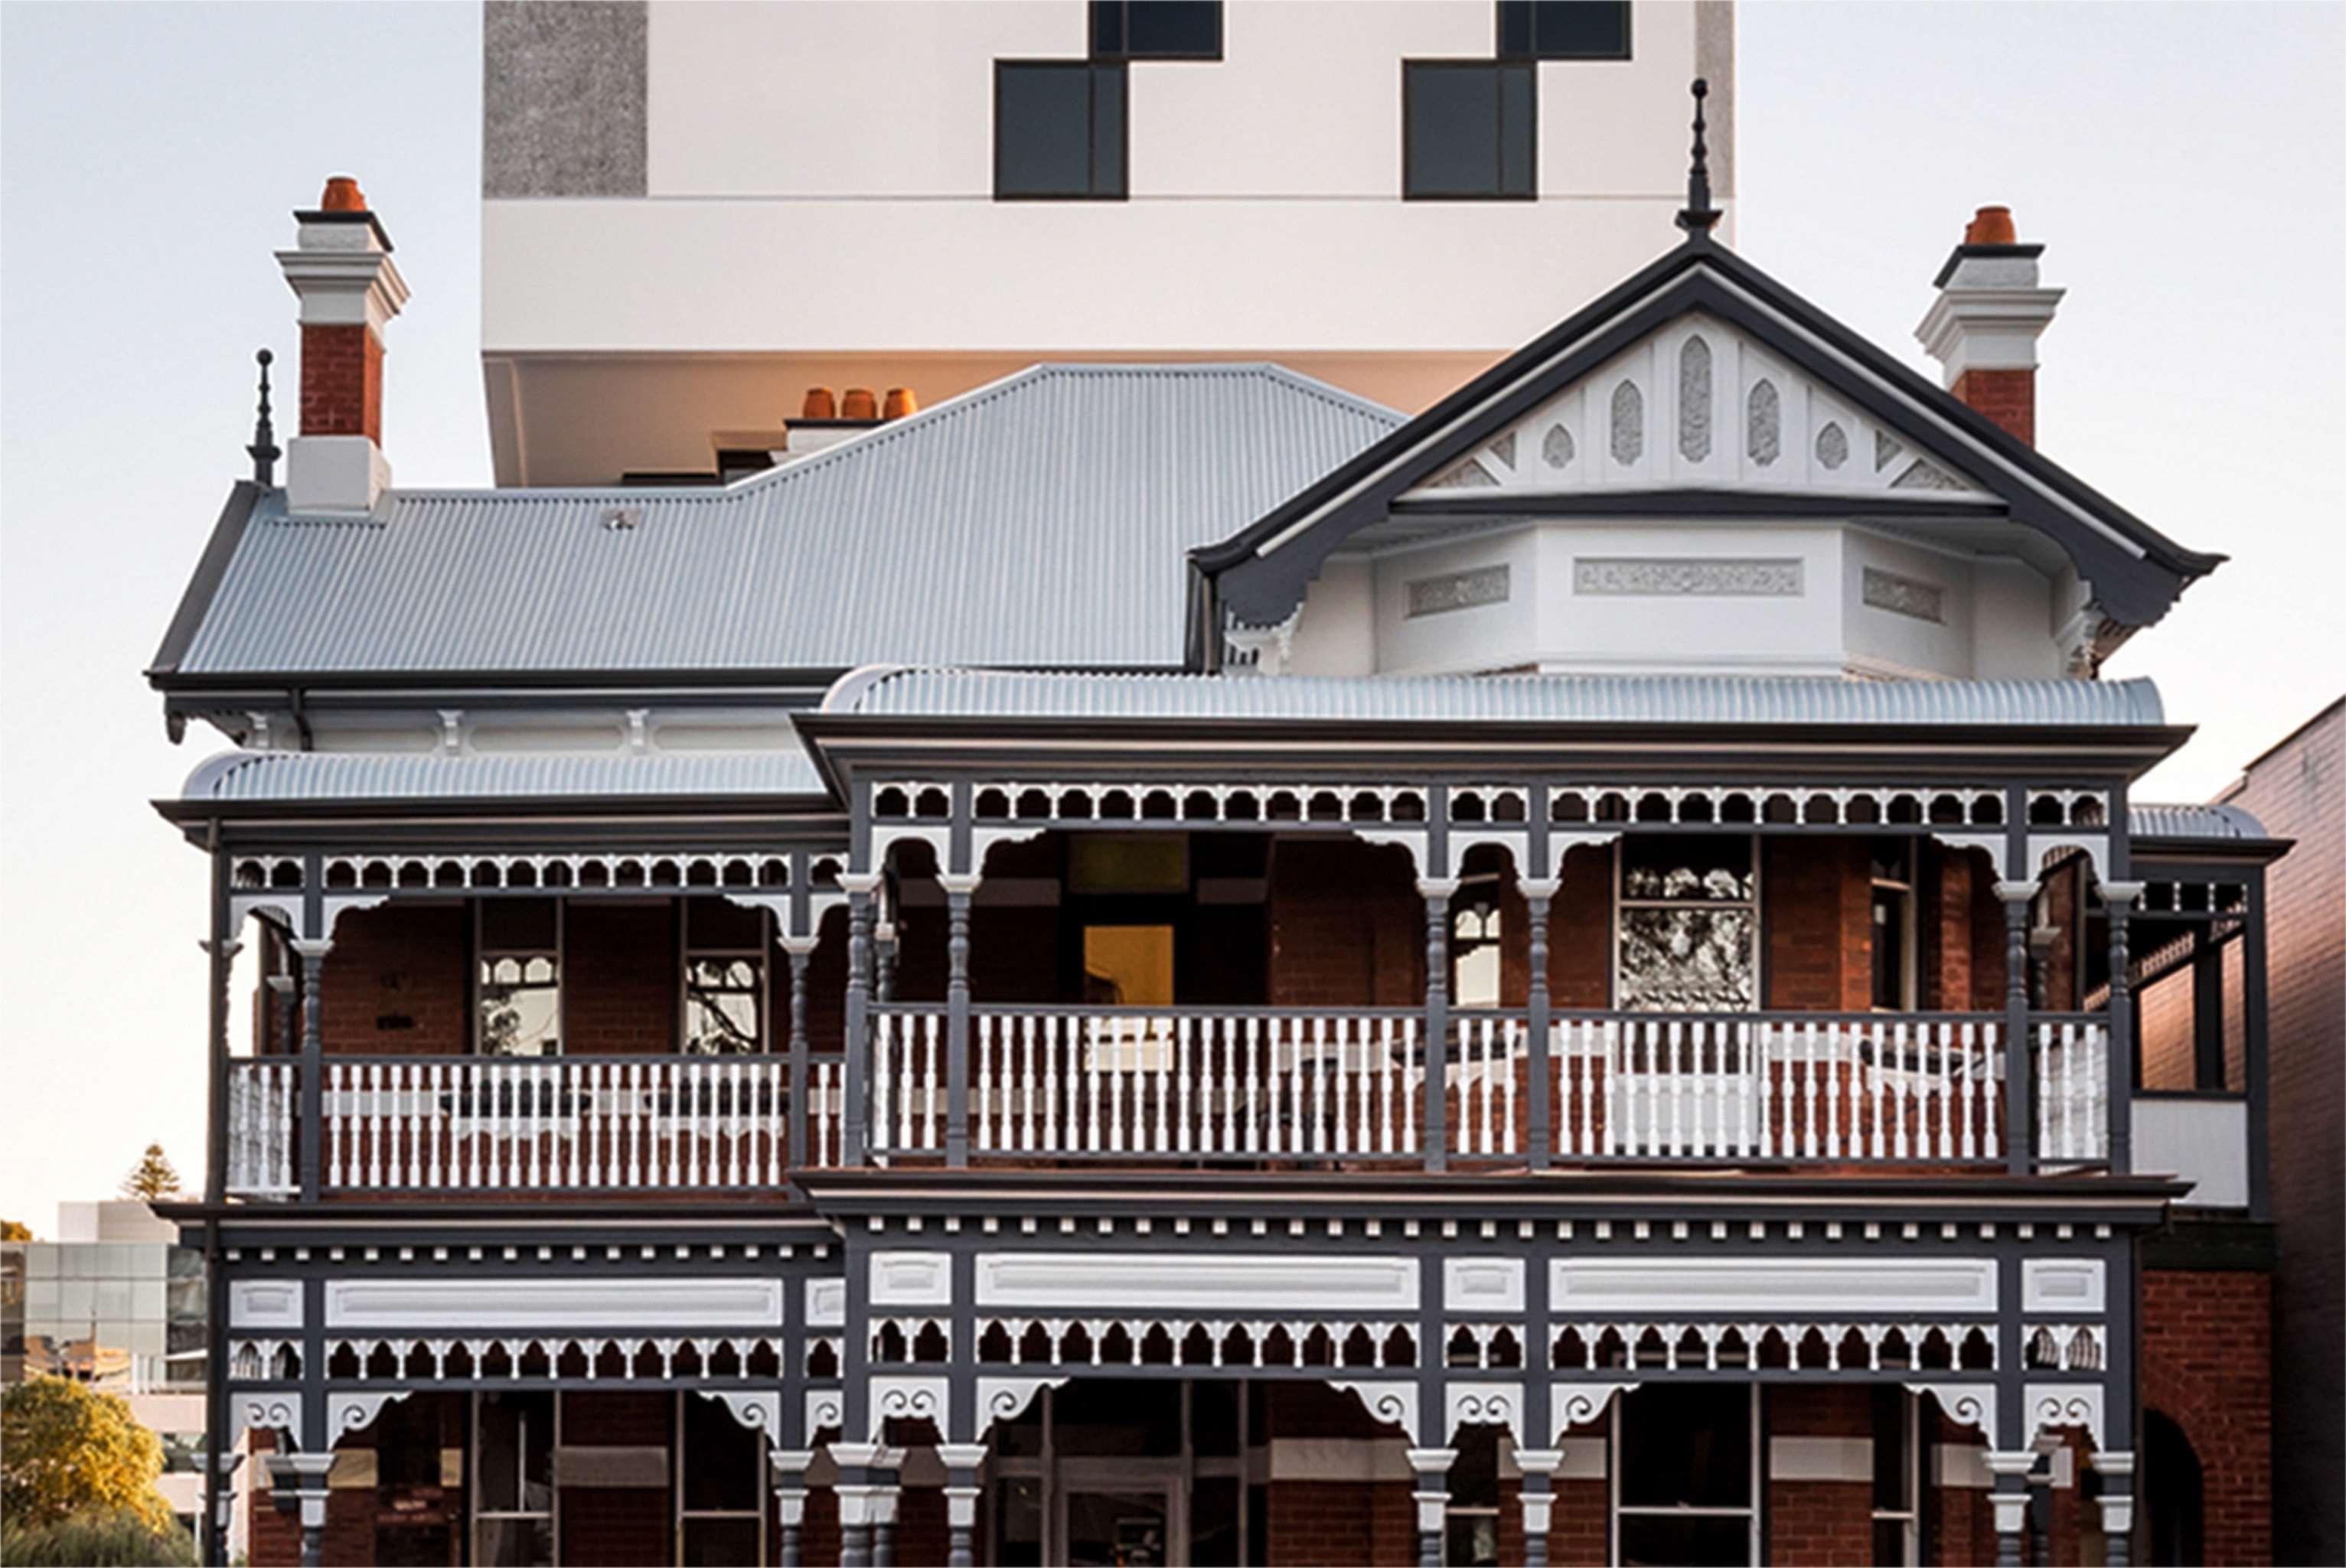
xmin=1871 ymin=1386 xmax=1920 ymax=1566
xmin=472 ymin=1390 xmax=554 ymax=1566
xmin=682 ymin=900 xmax=767 ymax=1055
xmin=1616 ymin=836 xmax=1759 ymax=1011
xmin=1613 ymin=1384 xmax=1758 ymax=1566
xmin=478 ymin=899 xmax=561 ymax=1057
xmin=1871 ymin=841 xmax=1918 ymax=1011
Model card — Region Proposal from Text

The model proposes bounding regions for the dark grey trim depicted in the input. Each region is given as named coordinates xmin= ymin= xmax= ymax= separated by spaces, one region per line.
xmin=149 ymin=482 xmax=261 ymax=680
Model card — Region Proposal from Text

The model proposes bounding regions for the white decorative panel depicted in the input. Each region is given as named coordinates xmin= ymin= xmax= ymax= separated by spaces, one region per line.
xmin=975 ymin=1253 xmax=1417 ymax=1312
xmin=806 ymin=1278 xmax=846 ymax=1328
xmin=869 ymin=1251 xmax=954 ymax=1307
xmin=1770 ymin=1436 xmax=1874 ymax=1482
xmin=1444 ymin=1257 xmax=1525 ymax=1314
xmin=2021 ymin=1259 xmax=2107 ymax=1315
xmin=230 ymin=1280 xmax=304 ymax=1330
xmin=867 ymin=1375 xmax=950 ymax=1440
xmin=325 ymin=1277 xmax=783 ymax=1330
xmin=1552 ymin=1257 xmax=1995 ymax=1315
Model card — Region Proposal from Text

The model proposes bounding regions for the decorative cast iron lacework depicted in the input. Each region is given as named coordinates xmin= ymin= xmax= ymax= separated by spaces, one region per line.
xmin=1610 ymin=380 xmax=1645 ymax=464
xmin=1616 ymin=838 xmax=1757 ymax=1011
xmin=1679 ymin=337 xmax=1713 ymax=461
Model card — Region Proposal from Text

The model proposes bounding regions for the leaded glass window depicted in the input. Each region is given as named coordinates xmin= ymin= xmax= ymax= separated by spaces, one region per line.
xmin=684 ymin=899 xmax=766 ymax=1055
xmin=1616 ymin=836 xmax=1757 ymax=1011
xmin=478 ymin=899 xmax=560 ymax=1057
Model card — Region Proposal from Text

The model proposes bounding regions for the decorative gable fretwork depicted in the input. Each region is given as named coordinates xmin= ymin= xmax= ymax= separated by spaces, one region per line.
xmin=1411 ymin=314 xmax=1991 ymax=502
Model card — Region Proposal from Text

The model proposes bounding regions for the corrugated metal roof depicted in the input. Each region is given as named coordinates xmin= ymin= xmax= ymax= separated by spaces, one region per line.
xmin=184 ymin=748 xmax=826 ymax=802
xmin=835 ymin=670 xmax=2170 ymax=727
xmin=2129 ymin=802 xmax=2270 ymax=842
xmin=175 ymin=366 xmax=1402 ymax=675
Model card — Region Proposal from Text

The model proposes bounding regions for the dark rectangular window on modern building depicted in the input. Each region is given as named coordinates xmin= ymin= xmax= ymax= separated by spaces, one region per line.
xmin=1403 ymin=60 xmax=1535 ymax=200
xmin=1497 ymin=0 xmax=1633 ymax=60
xmin=1091 ymin=0 xmax=1222 ymax=60
xmin=996 ymin=60 xmax=1128 ymax=200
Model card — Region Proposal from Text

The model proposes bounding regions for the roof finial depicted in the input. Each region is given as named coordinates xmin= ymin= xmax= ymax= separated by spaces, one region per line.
xmin=246 ymin=348 xmax=280 ymax=487
xmin=1675 ymin=77 xmax=1721 ymax=238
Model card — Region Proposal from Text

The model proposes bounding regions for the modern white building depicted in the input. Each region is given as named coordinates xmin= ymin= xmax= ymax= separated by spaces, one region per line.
xmin=480 ymin=0 xmax=1734 ymax=484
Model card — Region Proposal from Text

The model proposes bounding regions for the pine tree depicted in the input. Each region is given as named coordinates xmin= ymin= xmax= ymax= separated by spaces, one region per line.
xmin=119 ymin=1144 xmax=181 ymax=1201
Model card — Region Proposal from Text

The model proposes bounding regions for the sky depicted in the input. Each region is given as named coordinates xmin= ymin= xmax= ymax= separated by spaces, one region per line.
xmin=1 ymin=2 xmax=2341 ymax=1232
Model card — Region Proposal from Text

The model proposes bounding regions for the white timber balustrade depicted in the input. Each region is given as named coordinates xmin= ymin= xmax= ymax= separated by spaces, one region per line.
xmin=2033 ymin=1016 xmax=2111 ymax=1165
xmin=224 ymin=1056 xmax=843 ymax=1195
xmin=876 ymin=1006 xmax=1425 ymax=1160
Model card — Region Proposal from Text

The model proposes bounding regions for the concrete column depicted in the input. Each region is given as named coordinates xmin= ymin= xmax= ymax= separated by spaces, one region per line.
xmin=1984 ymin=1449 xmax=2038 ymax=1568
xmin=1995 ymin=883 xmax=2038 ymax=1174
xmin=264 ymin=1452 xmax=334 ymax=1568
xmin=1515 ymin=1447 xmax=1564 ymax=1568
xmin=938 ymin=1441 xmax=988 ymax=1568
xmin=770 ymin=1448 xmax=814 ymax=1568
xmin=1408 ymin=1446 xmax=1456 ymax=1568
xmin=2093 ymin=1450 xmax=2137 ymax=1568
xmin=1520 ymin=879 xmax=1558 ymax=1168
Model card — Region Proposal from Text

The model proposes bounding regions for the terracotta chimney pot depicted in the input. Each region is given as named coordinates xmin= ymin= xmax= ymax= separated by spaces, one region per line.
xmin=883 ymin=387 xmax=918 ymax=420
xmin=840 ymin=387 xmax=879 ymax=421
xmin=320 ymin=175 xmax=368 ymax=213
xmin=1963 ymin=205 xmax=2016 ymax=245
xmin=802 ymin=386 xmax=837 ymax=420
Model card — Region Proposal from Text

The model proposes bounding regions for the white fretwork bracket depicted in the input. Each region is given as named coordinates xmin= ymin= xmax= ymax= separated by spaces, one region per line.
xmin=1549 ymin=1381 xmax=1638 ymax=1439
xmin=2024 ymin=1381 xmax=2107 ymax=1451
xmin=1907 ymin=1381 xmax=1997 ymax=1442
xmin=976 ymin=1376 xmax=1069 ymax=1433
xmin=233 ymin=1394 xmax=302 ymax=1452
xmin=1329 ymin=1379 xmax=1421 ymax=1445
xmin=708 ymin=1390 xmax=782 ymax=1439
xmin=804 ymin=1388 xmax=844 ymax=1440
xmin=1445 ymin=1381 xmax=1525 ymax=1442
xmin=328 ymin=1390 xmax=412 ymax=1439
xmin=866 ymin=1375 xmax=949 ymax=1441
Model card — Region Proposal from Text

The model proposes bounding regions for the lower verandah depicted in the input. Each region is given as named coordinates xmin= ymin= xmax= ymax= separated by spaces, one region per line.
xmin=249 ymin=1379 xmax=2113 ymax=1567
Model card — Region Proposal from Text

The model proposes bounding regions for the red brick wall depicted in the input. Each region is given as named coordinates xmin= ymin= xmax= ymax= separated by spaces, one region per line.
xmin=1765 ymin=839 xmax=1872 ymax=1012
xmin=2143 ymin=1265 xmax=2274 ymax=1566
xmin=1928 ymin=844 xmax=2008 ymax=1012
xmin=1766 ymin=1387 xmax=1875 ymax=1567
xmin=321 ymin=904 xmax=467 ymax=1055
xmin=1261 ymin=1382 xmax=1418 ymax=1567
xmin=560 ymin=1391 xmax=674 ymax=1568
xmin=300 ymin=320 xmax=383 ymax=441
xmin=564 ymin=902 xmax=675 ymax=1055
xmin=1269 ymin=839 xmax=1424 ymax=1008
xmin=1952 ymin=367 xmax=2034 ymax=445
xmin=1927 ymin=1413 xmax=1998 ymax=1568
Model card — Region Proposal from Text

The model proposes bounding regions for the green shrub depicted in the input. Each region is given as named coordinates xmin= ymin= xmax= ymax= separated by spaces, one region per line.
xmin=0 ymin=1506 xmax=197 ymax=1567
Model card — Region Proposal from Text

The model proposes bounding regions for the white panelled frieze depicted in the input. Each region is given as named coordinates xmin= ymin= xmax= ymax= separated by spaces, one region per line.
xmin=868 ymin=1251 xmax=953 ymax=1307
xmin=2021 ymin=1258 xmax=2107 ymax=1315
xmin=324 ymin=1276 xmax=783 ymax=1330
xmin=1443 ymin=1257 xmax=1525 ymax=1314
xmin=974 ymin=1252 xmax=1418 ymax=1313
xmin=1551 ymin=1257 xmax=1995 ymax=1315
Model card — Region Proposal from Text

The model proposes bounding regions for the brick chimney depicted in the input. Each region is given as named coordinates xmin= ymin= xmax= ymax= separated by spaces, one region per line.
xmin=277 ymin=176 xmax=408 ymax=513
xmin=1916 ymin=206 xmax=2062 ymax=445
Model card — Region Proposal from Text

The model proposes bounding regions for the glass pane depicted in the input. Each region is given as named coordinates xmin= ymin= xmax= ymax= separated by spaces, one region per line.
xmin=683 ymin=1393 xmax=762 ymax=1511
xmin=1871 ymin=1387 xmax=1910 ymax=1509
xmin=1089 ymin=64 xmax=1126 ymax=199
xmin=1871 ymin=888 xmax=1907 ymax=1009
xmin=993 ymin=1474 xmax=1046 ymax=1566
xmin=476 ymin=1517 xmax=553 ymax=1568
xmin=1121 ymin=0 xmax=1219 ymax=57
xmin=1618 ymin=1384 xmax=1751 ymax=1509
xmin=1192 ymin=1475 xmax=1243 ymax=1566
xmin=1193 ymin=1379 xmax=1242 ymax=1456
xmin=1054 ymin=1380 xmax=1180 ymax=1456
xmin=480 ymin=961 xmax=560 ymax=1057
xmin=683 ymin=1517 xmax=761 ymax=1566
xmin=684 ymin=957 xmax=763 ymax=1055
xmin=1619 ymin=1512 xmax=1751 ymax=1567
xmin=686 ymin=898 xmax=763 ymax=950
xmin=1532 ymin=0 xmax=1629 ymax=57
xmin=998 ymin=64 xmax=1095 ymax=197
xmin=1407 ymin=64 xmax=1502 ymax=198
xmin=1066 ymin=1488 xmax=1169 ymax=1567
xmin=1447 ymin=1511 xmax=1502 ymax=1567
xmin=1619 ymin=908 xmax=1756 ymax=1011
xmin=1498 ymin=64 xmax=1535 ymax=196
xmin=1621 ymin=837 xmax=1754 ymax=902
xmin=476 ymin=1392 xmax=553 ymax=1513
xmin=1082 ymin=925 xmax=1175 ymax=1007
xmin=1874 ymin=1517 xmax=1912 ymax=1566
